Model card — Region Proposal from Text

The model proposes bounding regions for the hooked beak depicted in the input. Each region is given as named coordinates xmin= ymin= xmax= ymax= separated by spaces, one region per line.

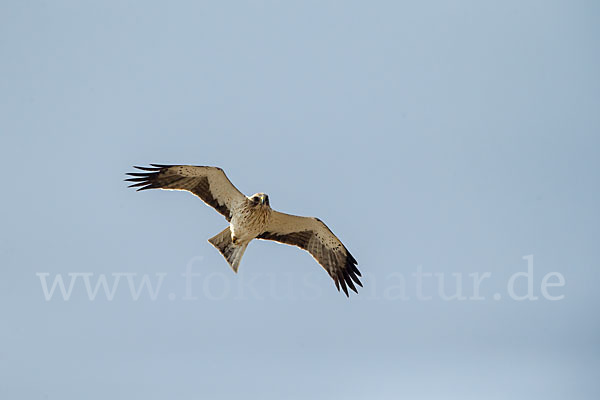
xmin=259 ymin=194 xmax=266 ymax=205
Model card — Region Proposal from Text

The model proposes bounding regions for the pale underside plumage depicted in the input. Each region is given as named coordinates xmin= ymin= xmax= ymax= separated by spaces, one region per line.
xmin=126 ymin=164 xmax=362 ymax=296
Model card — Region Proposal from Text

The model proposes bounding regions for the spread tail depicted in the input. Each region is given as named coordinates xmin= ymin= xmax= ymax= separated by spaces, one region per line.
xmin=208 ymin=227 xmax=248 ymax=273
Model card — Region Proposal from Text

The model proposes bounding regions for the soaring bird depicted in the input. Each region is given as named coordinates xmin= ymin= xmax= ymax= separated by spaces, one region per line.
xmin=125 ymin=164 xmax=362 ymax=296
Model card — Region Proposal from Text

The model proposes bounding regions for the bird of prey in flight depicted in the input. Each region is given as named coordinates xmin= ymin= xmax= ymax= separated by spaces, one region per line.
xmin=125 ymin=164 xmax=362 ymax=296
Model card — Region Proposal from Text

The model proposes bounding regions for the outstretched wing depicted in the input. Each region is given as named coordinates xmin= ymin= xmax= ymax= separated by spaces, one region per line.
xmin=125 ymin=164 xmax=245 ymax=222
xmin=257 ymin=211 xmax=362 ymax=296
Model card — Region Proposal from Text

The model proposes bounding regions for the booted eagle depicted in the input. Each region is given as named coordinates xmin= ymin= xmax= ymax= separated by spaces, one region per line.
xmin=126 ymin=164 xmax=362 ymax=296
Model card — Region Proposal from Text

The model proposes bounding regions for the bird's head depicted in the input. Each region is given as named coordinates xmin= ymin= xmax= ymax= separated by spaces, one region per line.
xmin=249 ymin=193 xmax=270 ymax=207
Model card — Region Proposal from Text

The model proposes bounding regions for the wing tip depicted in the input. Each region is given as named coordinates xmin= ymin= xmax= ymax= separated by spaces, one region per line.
xmin=149 ymin=163 xmax=174 ymax=168
xmin=338 ymin=276 xmax=349 ymax=297
xmin=338 ymin=252 xmax=361 ymax=297
xmin=126 ymin=164 xmax=170 ymax=190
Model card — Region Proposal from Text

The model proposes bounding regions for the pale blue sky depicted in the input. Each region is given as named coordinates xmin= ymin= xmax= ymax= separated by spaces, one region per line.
xmin=1 ymin=1 xmax=599 ymax=399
